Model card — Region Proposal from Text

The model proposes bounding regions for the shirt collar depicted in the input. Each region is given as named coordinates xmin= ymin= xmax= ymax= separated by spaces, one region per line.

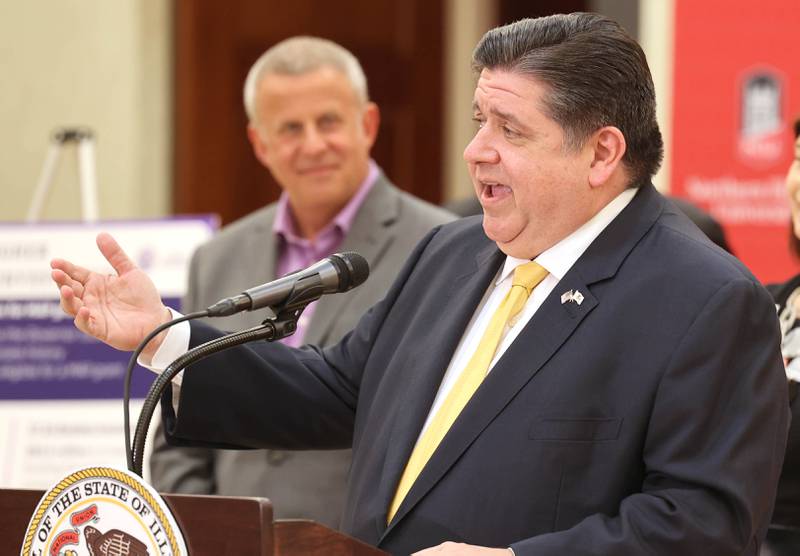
xmin=497 ymin=187 xmax=637 ymax=284
xmin=273 ymin=159 xmax=380 ymax=243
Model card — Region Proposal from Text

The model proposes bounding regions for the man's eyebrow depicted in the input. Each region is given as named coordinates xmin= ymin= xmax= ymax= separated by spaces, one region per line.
xmin=489 ymin=107 xmax=528 ymax=130
xmin=473 ymin=101 xmax=529 ymax=129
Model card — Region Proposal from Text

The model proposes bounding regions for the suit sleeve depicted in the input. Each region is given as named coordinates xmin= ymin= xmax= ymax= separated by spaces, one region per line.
xmin=149 ymin=246 xmax=219 ymax=494
xmin=511 ymin=278 xmax=789 ymax=555
xmin=159 ymin=225 xmax=441 ymax=452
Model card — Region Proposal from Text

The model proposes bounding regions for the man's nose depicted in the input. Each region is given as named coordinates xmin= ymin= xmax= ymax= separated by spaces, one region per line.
xmin=300 ymin=127 xmax=328 ymax=155
xmin=463 ymin=127 xmax=499 ymax=165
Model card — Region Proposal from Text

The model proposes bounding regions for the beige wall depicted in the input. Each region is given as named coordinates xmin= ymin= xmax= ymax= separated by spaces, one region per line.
xmin=443 ymin=0 xmax=496 ymax=204
xmin=640 ymin=0 xmax=674 ymax=193
xmin=0 ymin=1 xmax=171 ymax=222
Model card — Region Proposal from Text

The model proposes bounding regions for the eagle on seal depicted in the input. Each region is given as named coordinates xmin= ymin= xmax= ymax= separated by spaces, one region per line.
xmin=84 ymin=525 xmax=149 ymax=556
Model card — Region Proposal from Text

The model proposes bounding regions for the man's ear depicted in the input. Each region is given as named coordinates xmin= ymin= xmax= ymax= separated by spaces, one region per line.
xmin=247 ymin=124 xmax=271 ymax=168
xmin=361 ymin=102 xmax=380 ymax=149
xmin=588 ymin=126 xmax=626 ymax=188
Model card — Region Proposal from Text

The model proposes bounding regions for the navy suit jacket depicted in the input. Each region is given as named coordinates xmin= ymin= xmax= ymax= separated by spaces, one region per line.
xmin=164 ymin=184 xmax=789 ymax=555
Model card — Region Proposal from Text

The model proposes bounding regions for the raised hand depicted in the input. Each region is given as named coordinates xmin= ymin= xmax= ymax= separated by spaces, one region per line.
xmin=51 ymin=232 xmax=171 ymax=357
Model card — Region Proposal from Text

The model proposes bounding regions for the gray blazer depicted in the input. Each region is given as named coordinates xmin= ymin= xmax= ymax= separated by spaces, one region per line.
xmin=149 ymin=174 xmax=454 ymax=528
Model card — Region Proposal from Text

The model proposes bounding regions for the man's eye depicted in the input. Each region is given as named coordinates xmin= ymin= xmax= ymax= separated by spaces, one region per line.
xmin=472 ymin=117 xmax=485 ymax=129
xmin=502 ymin=126 xmax=518 ymax=138
xmin=280 ymin=123 xmax=303 ymax=136
xmin=319 ymin=114 xmax=342 ymax=130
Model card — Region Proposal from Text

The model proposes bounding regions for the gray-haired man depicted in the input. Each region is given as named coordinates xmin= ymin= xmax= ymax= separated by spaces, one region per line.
xmin=148 ymin=36 xmax=453 ymax=528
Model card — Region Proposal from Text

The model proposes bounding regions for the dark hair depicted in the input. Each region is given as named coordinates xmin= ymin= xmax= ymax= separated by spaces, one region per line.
xmin=472 ymin=13 xmax=664 ymax=186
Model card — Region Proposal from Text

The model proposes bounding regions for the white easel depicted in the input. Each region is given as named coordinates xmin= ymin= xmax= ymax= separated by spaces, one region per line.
xmin=26 ymin=127 xmax=99 ymax=223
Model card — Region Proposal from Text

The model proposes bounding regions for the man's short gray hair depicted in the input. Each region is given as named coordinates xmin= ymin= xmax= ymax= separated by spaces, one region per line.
xmin=243 ymin=36 xmax=369 ymax=123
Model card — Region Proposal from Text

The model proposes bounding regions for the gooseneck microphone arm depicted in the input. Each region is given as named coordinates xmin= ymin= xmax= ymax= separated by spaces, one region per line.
xmin=124 ymin=251 xmax=370 ymax=477
xmin=130 ymin=317 xmax=297 ymax=477
xmin=123 ymin=309 xmax=209 ymax=472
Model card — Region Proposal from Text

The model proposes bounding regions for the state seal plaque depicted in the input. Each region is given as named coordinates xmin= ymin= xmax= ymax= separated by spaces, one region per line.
xmin=21 ymin=466 xmax=188 ymax=556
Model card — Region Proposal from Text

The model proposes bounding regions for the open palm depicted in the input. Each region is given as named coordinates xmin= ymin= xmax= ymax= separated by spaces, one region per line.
xmin=51 ymin=233 xmax=170 ymax=353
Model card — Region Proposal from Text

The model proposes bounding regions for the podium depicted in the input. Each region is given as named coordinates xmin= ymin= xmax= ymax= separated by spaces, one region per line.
xmin=0 ymin=488 xmax=387 ymax=555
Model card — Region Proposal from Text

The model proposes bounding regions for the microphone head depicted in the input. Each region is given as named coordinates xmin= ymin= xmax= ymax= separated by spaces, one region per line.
xmin=330 ymin=252 xmax=369 ymax=292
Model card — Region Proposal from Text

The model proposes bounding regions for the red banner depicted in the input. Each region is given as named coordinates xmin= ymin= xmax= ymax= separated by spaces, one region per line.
xmin=671 ymin=0 xmax=800 ymax=283
xmin=50 ymin=530 xmax=79 ymax=556
xmin=70 ymin=503 xmax=98 ymax=527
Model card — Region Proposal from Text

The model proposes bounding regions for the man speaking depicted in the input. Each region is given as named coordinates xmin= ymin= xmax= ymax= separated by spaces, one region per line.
xmin=52 ymin=13 xmax=788 ymax=555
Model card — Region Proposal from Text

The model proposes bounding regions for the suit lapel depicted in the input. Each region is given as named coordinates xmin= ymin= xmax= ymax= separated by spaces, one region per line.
xmin=374 ymin=241 xmax=505 ymax=538
xmin=380 ymin=184 xmax=666 ymax=539
xmin=305 ymin=176 xmax=399 ymax=345
xmin=257 ymin=207 xmax=278 ymax=285
xmin=240 ymin=205 xmax=278 ymax=309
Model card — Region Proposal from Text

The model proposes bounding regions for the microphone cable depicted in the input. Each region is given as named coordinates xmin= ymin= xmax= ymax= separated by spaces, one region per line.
xmin=122 ymin=310 xmax=208 ymax=473
xmin=130 ymin=320 xmax=289 ymax=477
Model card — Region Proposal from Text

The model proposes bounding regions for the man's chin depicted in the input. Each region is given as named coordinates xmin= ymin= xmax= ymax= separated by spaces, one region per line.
xmin=300 ymin=172 xmax=339 ymax=186
xmin=482 ymin=219 xmax=543 ymax=259
xmin=482 ymin=217 xmax=520 ymax=247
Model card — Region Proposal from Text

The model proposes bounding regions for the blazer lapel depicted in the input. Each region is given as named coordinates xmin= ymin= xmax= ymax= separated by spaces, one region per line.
xmin=305 ymin=175 xmax=399 ymax=345
xmin=380 ymin=183 xmax=666 ymax=538
xmin=254 ymin=206 xmax=278 ymax=286
xmin=232 ymin=205 xmax=278 ymax=324
xmin=374 ymin=241 xmax=505 ymax=538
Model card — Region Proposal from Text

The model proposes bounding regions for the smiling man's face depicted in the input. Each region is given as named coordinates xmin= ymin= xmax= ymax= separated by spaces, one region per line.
xmin=464 ymin=69 xmax=600 ymax=259
xmin=248 ymin=66 xmax=378 ymax=219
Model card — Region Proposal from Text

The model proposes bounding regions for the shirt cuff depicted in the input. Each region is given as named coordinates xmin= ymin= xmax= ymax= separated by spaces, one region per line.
xmin=136 ymin=307 xmax=191 ymax=387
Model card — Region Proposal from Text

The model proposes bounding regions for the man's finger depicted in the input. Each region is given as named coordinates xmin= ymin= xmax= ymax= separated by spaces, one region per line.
xmin=51 ymin=269 xmax=85 ymax=298
xmin=59 ymin=285 xmax=82 ymax=317
xmin=51 ymin=258 xmax=91 ymax=284
xmin=74 ymin=306 xmax=97 ymax=339
xmin=96 ymin=233 xmax=137 ymax=276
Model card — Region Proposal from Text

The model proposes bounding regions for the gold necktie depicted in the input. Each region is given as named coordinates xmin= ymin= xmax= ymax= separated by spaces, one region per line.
xmin=387 ymin=261 xmax=548 ymax=523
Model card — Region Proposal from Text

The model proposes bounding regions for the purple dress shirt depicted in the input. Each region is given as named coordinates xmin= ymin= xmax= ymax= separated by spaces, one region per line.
xmin=272 ymin=160 xmax=379 ymax=347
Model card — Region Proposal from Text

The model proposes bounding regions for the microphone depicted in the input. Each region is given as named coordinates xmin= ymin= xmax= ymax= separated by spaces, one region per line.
xmin=206 ymin=252 xmax=369 ymax=317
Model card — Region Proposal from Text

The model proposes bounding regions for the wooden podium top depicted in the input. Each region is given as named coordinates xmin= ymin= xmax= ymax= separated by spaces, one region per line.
xmin=1 ymin=488 xmax=386 ymax=555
